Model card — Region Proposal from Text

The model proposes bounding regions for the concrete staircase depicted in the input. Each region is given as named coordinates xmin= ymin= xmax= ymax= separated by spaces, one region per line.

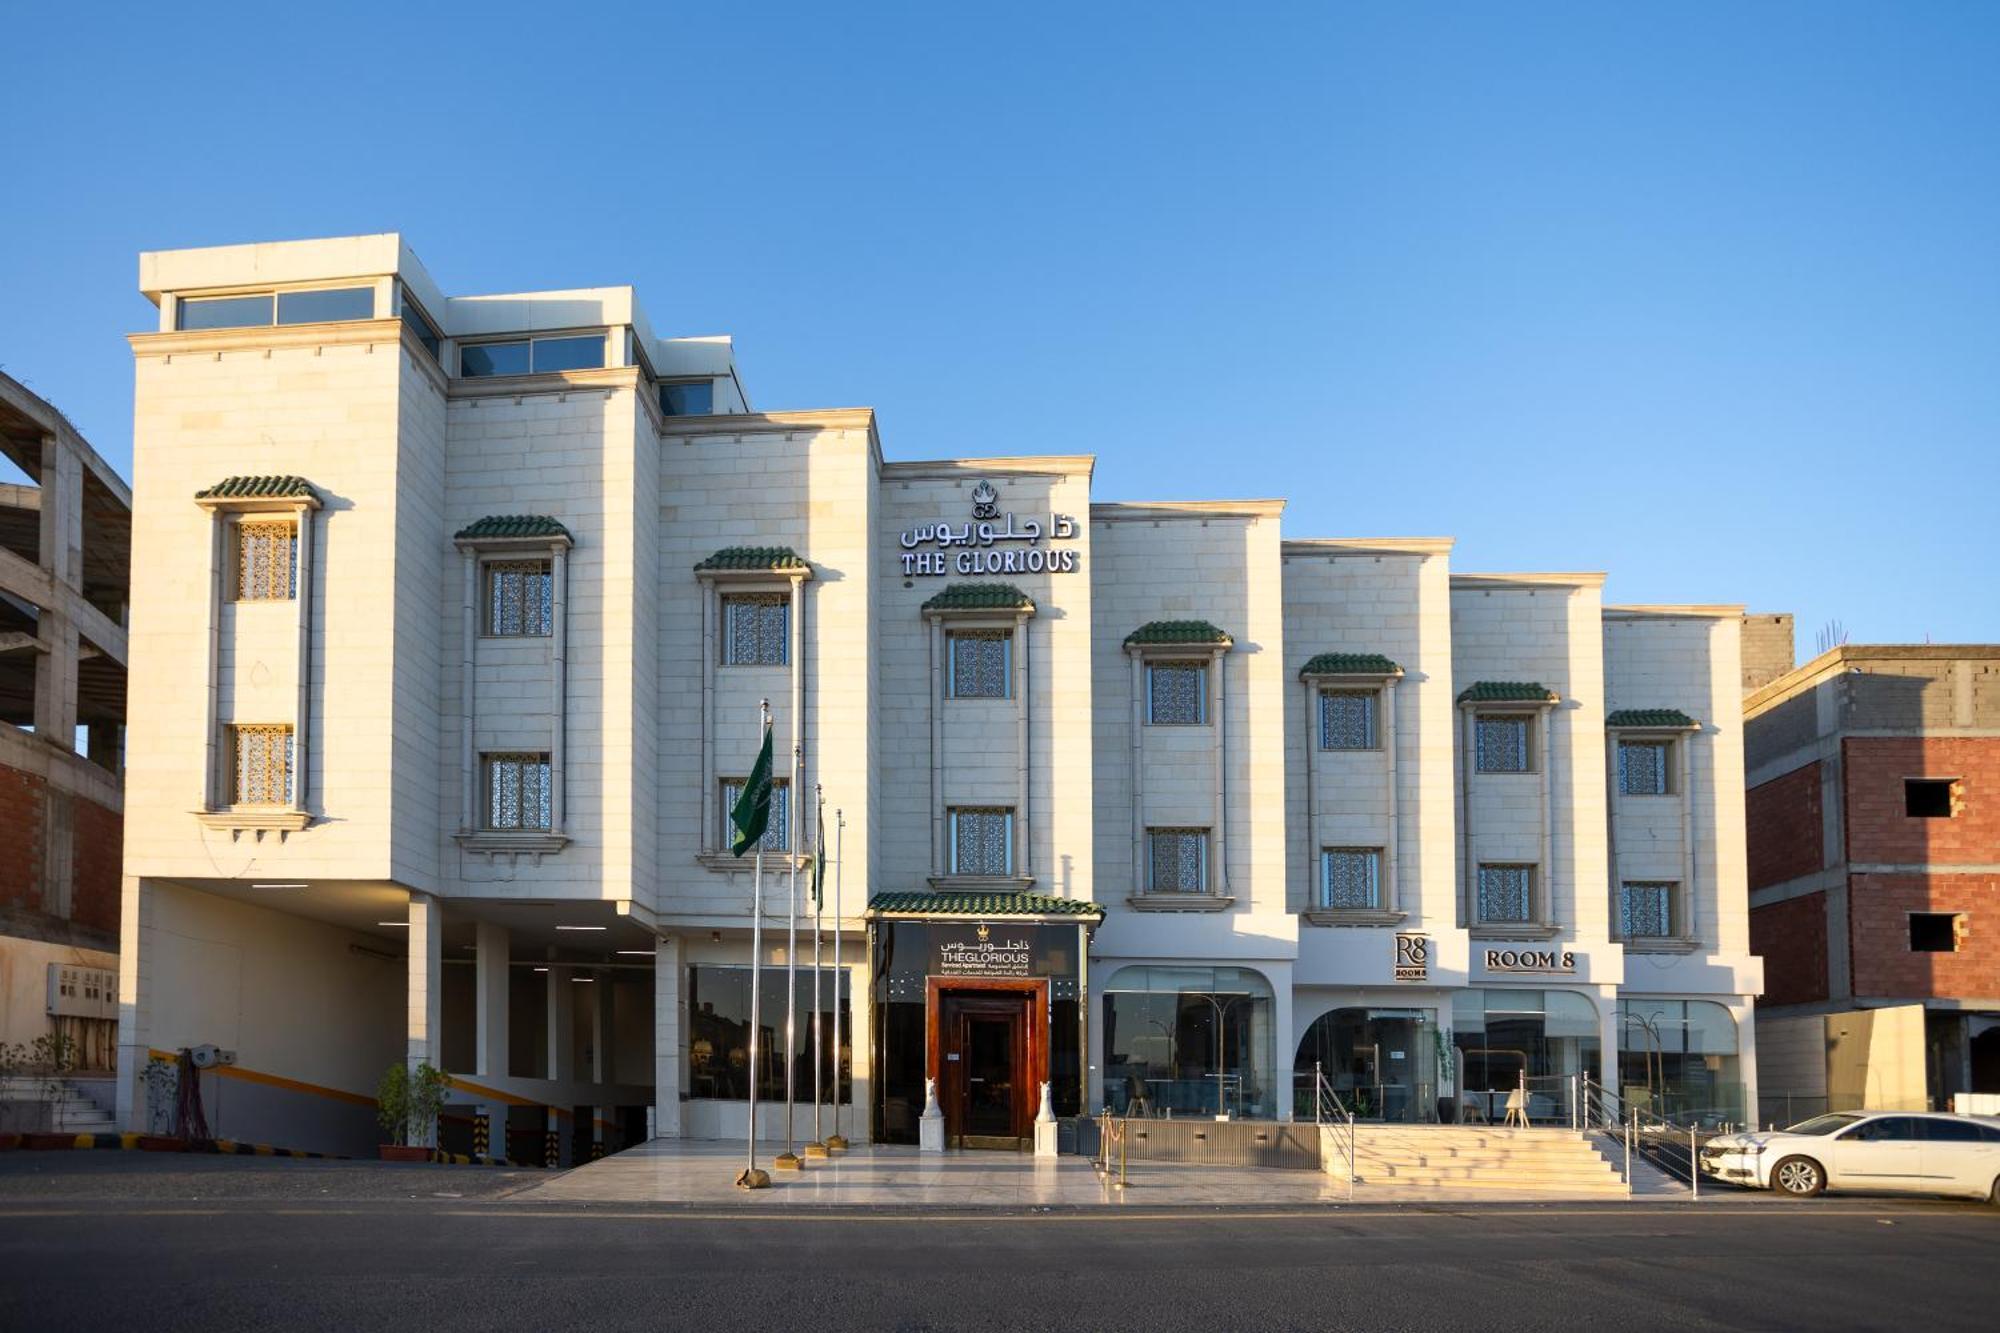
xmin=1327 ymin=1123 xmax=1634 ymax=1197
xmin=0 ymin=1077 xmax=119 ymax=1136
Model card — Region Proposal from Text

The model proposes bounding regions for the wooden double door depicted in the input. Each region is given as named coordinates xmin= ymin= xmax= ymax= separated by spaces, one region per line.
xmin=933 ymin=983 xmax=1044 ymax=1150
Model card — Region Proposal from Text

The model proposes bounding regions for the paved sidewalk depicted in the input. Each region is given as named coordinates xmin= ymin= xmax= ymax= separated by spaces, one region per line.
xmin=514 ymin=1138 xmax=1685 ymax=1208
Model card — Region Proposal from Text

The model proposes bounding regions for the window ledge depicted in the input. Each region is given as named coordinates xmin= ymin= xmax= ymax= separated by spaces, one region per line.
xmin=926 ymin=875 xmax=1035 ymax=893
xmin=1621 ymin=937 xmax=1700 ymax=955
xmin=1126 ymin=893 xmax=1235 ymax=913
xmin=1469 ymin=924 xmax=1561 ymax=941
xmin=457 ymin=830 xmax=569 ymax=865
xmin=1301 ymin=908 xmax=1408 ymax=929
xmin=699 ymin=851 xmax=808 ymax=873
xmin=195 ymin=808 xmax=312 ymax=840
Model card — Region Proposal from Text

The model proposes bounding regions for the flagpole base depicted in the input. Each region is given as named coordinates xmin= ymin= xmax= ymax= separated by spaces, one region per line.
xmin=825 ymin=1134 xmax=849 ymax=1153
xmin=803 ymin=1141 xmax=829 ymax=1159
xmin=773 ymin=1152 xmax=803 ymax=1171
xmin=735 ymin=1167 xmax=771 ymax=1190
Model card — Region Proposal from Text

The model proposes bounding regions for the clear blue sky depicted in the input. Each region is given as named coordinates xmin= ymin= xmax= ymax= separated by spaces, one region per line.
xmin=4 ymin=2 xmax=1996 ymax=648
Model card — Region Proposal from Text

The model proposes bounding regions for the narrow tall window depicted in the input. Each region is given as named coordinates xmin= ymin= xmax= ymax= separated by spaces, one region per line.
xmin=949 ymin=807 xmax=1014 ymax=875
xmin=1474 ymin=715 xmax=1531 ymax=773
xmin=486 ymin=560 xmax=554 ymax=637
xmin=229 ymin=724 xmax=294 ymax=805
xmin=1619 ymin=881 xmax=1676 ymax=938
xmin=948 ymin=631 xmax=1010 ymax=699
xmin=485 ymin=753 xmax=553 ymax=831
xmin=721 ymin=778 xmax=789 ymax=851
xmin=722 ymin=594 xmax=788 ymax=666
xmin=1617 ymin=740 xmax=1672 ymax=795
xmin=1146 ymin=661 xmax=1206 ymax=724
xmin=1321 ymin=848 xmax=1382 ymax=909
xmin=1148 ymin=827 xmax=1210 ymax=893
xmin=1477 ymin=863 xmax=1534 ymax=923
xmin=1319 ymin=690 xmax=1378 ymax=750
xmin=233 ymin=520 xmax=298 ymax=601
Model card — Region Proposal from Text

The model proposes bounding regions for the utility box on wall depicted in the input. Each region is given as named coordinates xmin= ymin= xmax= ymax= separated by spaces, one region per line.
xmin=47 ymin=964 xmax=117 ymax=1020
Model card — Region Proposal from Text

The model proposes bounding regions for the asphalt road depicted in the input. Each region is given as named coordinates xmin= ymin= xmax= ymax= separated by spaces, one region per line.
xmin=2 ymin=1156 xmax=1996 ymax=1331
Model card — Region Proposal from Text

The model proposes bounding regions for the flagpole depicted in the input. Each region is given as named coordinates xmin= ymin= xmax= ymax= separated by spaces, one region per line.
xmin=736 ymin=699 xmax=772 ymax=1190
xmin=774 ymin=739 xmax=803 ymax=1172
xmin=827 ymin=806 xmax=848 ymax=1153
xmin=805 ymin=784 xmax=827 ymax=1159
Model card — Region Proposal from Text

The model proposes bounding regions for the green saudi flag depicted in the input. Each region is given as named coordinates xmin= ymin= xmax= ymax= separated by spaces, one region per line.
xmin=811 ymin=794 xmax=828 ymax=910
xmin=728 ymin=722 xmax=775 ymax=857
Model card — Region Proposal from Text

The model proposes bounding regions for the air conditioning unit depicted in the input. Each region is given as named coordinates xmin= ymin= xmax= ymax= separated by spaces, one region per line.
xmin=46 ymin=965 xmax=117 ymax=1020
xmin=188 ymin=1045 xmax=238 ymax=1069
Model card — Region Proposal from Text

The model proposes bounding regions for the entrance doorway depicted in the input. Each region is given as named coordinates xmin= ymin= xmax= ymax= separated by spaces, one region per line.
xmin=935 ymin=987 xmax=1042 ymax=1149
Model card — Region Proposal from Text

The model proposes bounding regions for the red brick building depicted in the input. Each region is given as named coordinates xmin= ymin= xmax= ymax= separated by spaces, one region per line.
xmin=1 ymin=372 xmax=128 ymax=1069
xmin=1742 ymin=628 xmax=2000 ymax=1117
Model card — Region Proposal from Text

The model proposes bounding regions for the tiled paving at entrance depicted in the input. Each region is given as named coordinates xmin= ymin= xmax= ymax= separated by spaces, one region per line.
xmin=517 ymin=1139 xmax=1677 ymax=1207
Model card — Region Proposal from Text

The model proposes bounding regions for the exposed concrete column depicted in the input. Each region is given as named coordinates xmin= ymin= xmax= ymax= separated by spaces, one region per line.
xmin=1598 ymin=991 xmax=1621 ymax=1094
xmin=1271 ymin=964 xmax=1294 ymax=1123
xmin=547 ymin=965 xmax=575 ymax=1084
xmin=114 ymin=876 xmax=156 ymax=1132
xmin=654 ymin=934 xmax=683 ymax=1138
xmin=407 ymin=893 xmax=444 ymax=1095
xmin=475 ymin=921 xmax=510 ymax=1079
xmin=592 ymin=969 xmax=615 ymax=1156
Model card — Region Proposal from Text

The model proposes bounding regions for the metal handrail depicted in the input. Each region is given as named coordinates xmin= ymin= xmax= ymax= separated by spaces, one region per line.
xmin=1312 ymin=1063 xmax=1356 ymax=1199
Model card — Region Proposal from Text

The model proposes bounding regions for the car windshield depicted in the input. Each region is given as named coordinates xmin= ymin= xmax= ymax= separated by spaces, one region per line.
xmin=1783 ymin=1114 xmax=1862 ymax=1136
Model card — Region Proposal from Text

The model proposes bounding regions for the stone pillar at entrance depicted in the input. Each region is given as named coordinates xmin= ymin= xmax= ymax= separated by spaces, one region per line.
xmin=406 ymin=893 xmax=444 ymax=1147
xmin=114 ymin=876 xmax=155 ymax=1132
xmin=653 ymin=934 xmax=682 ymax=1139
xmin=475 ymin=921 xmax=510 ymax=1080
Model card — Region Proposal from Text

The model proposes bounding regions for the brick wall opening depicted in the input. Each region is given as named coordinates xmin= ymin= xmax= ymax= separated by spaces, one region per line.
xmin=1904 ymin=778 xmax=1954 ymax=819
xmin=1908 ymin=912 xmax=1961 ymax=953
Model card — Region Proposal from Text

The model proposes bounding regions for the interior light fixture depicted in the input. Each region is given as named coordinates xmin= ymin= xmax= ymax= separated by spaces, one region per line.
xmin=574 ymin=975 xmax=595 ymax=982
xmin=533 ymin=966 xmax=549 ymax=973
xmin=252 ymin=883 xmax=308 ymax=890
xmin=376 ymin=921 xmax=410 ymax=928
xmin=555 ymin=925 xmax=607 ymax=932
xmin=615 ymin=950 xmax=652 ymax=956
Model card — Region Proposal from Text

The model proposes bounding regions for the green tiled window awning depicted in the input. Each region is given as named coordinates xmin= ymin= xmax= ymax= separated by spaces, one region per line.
xmin=867 ymin=891 xmax=1103 ymax=920
xmin=1124 ymin=620 xmax=1233 ymax=648
xmin=1606 ymin=708 xmax=1698 ymax=729
xmin=454 ymin=514 xmax=573 ymax=541
xmin=1457 ymin=680 xmax=1559 ymax=704
xmin=195 ymin=475 xmax=318 ymax=501
xmin=1300 ymin=652 xmax=1402 ymax=677
xmin=922 ymin=582 xmax=1035 ymax=613
xmin=693 ymin=545 xmax=809 ymax=573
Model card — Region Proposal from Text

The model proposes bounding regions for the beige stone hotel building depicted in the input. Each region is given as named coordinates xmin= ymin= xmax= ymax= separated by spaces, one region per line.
xmin=114 ymin=234 xmax=1761 ymax=1158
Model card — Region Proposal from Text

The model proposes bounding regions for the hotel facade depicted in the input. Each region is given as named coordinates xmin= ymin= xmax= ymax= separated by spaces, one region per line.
xmin=115 ymin=235 xmax=1761 ymax=1158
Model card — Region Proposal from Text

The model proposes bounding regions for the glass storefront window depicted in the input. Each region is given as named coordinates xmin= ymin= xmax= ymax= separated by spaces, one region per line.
xmin=1294 ymin=1008 xmax=1438 ymax=1122
xmin=1450 ymin=989 xmax=1601 ymax=1124
xmin=687 ymin=966 xmax=851 ymax=1103
xmin=1618 ymin=998 xmax=1741 ymax=1123
xmin=1103 ymin=966 xmax=1275 ymax=1120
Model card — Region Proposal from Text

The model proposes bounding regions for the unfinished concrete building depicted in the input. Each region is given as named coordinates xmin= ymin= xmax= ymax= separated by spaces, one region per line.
xmin=1 ymin=371 xmax=129 ymax=1068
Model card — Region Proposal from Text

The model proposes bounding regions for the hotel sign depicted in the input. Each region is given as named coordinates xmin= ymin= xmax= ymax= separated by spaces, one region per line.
xmin=935 ymin=923 xmax=1035 ymax=978
xmin=1482 ymin=947 xmax=1577 ymax=975
xmin=899 ymin=481 xmax=1082 ymax=578
xmin=1393 ymin=933 xmax=1430 ymax=982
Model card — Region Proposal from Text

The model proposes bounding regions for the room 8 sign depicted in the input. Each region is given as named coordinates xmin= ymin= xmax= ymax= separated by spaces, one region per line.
xmin=899 ymin=480 xmax=1082 ymax=577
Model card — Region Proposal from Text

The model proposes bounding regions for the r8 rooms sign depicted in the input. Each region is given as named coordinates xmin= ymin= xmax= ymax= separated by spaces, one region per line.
xmin=900 ymin=480 xmax=1082 ymax=577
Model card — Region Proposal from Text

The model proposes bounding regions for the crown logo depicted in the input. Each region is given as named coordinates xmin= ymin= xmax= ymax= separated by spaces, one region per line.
xmin=976 ymin=922 xmax=991 ymax=942
xmin=970 ymin=480 xmax=999 ymax=519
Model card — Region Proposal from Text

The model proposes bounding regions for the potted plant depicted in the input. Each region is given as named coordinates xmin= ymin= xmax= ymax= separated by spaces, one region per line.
xmin=376 ymin=1060 xmax=451 ymax=1161
xmin=21 ymin=1033 xmax=78 ymax=1150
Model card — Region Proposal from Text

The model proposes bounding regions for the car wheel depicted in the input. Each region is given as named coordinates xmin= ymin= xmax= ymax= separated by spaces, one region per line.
xmin=1772 ymin=1156 xmax=1825 ymax=1198
xmin=1989 ymin=1176 xmax=1999 ymax=1207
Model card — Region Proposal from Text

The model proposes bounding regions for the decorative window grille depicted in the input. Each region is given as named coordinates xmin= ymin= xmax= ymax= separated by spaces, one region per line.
xmin=1148 ymin=828 xmax=1209 ymax=893
xmin=1620 ymin=882 xmax=1676 ymax=938
xmin=948 ymin=631 xmax=1010 ymax=699
xmin=1473 ymin=715 xmax=1531 ymax=773
xmin=1319 ymin=690 xmax=1378 ymax=749
xmin=949 ymin=807 xmax=1013 ymax=875
xmin=1320 ymin=848 xmax=1382 ymax=909
xmin=722 ymin=594 xmax=788 ymax=666
xmin=1146 ymin=662 xmax=1206 ymax=725
xmin=720 ymin=778 xmax=790 ymax=851
xmin=229 ymin=724 xmax=294 ymax=805
xmin=1617 ymin=740 xmax=1671 ymax=796
xmin=233 ymin=520 xmax=297 ymax=601
xmin=486 ymin=560 xmax=554 ymax=636
xmin=1477 ymin=863 xmax=1535 ymax=923
xmin=485 ymin=753 xmax=553 ymax=831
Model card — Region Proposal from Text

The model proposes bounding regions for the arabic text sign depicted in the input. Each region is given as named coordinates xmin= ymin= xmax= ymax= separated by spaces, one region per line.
xmin=935 ymin=934 xmax=1036 ymax=978
xmin=899 ymin=511 xmax=1082 ymax=577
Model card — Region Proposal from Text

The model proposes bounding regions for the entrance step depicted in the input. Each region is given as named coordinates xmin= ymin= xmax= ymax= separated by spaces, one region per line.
xmin=1327 ymin=1124 xmax=1632 ymax=1197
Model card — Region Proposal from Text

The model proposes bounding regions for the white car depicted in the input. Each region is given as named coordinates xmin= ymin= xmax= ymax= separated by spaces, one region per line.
xmin=1700 ymin=1111 xmax=2000 ymax=1202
